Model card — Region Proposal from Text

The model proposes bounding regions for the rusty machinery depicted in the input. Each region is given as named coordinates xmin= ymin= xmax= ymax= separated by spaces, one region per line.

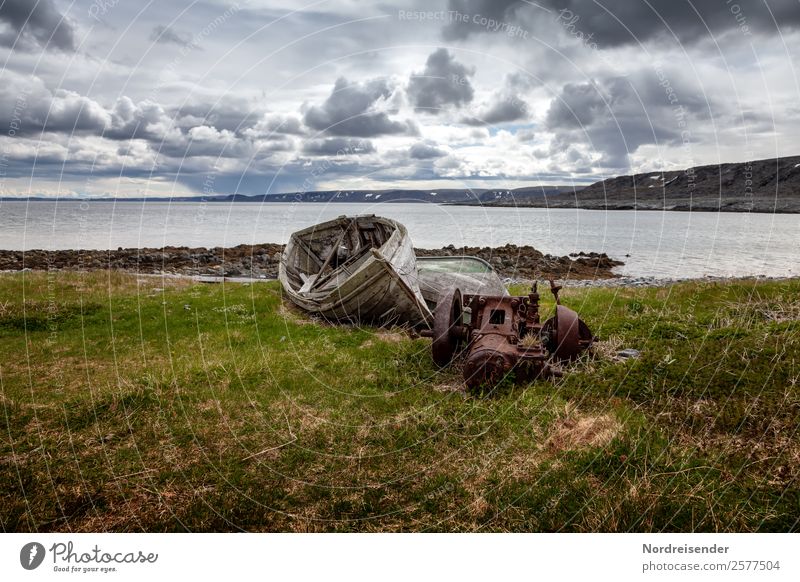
xmin=425 ymin=282 xmax=594 ymax=391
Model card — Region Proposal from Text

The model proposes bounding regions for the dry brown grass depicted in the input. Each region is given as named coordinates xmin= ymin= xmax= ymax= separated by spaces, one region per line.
xmin=590 ymin=336 xmax=626 ymax=361
xmin=276 ymin=300 xmax=317 ymax=326
xmin=544 ymin=406 xmax=621 ymax=453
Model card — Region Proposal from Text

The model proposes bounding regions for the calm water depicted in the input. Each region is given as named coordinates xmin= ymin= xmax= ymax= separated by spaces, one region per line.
xmin=1 ymin=200 xmax=798 ymax=279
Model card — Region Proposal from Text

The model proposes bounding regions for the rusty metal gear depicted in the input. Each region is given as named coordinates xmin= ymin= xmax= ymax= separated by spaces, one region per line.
xmin=428 ymin=282 xmax=594 ymax=390
xmin=542 ymin=304 xmax=593 ymax=361
xmin=431 ymin=287 xmax=465 ymax=367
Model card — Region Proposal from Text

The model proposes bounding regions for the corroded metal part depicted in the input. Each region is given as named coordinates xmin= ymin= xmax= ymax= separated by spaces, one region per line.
xmin=431 ymin=287 xmax=466 ymax=367
xmin=430 ymin=283 xmax=593 ymax=391
xmin=542 ymin=305 xmax=594 ymax=361
xmin=462 ymin=294 xmax=551 ymax=390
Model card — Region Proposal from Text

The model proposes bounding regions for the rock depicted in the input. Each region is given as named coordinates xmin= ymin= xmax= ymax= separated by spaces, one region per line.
xmin=1 ymin=241 xmax=629 ymax=283
xmin=617 ymin=348 xmax=641 ymax=359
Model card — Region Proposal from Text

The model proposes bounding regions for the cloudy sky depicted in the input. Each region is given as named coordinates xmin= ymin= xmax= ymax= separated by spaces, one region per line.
xmin=1 ymin=0 xmax=799 ymax=197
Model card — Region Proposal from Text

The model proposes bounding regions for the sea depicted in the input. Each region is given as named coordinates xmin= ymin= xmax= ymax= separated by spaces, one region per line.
xmin=1 ymin=200 xmax=797 ymax=279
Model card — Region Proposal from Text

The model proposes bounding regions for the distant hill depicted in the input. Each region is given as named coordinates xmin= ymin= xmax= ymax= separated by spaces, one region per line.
xmin=0 ymin=187 xmax=570 ymax=204
xmin=256 ymin=185 xmax=575 ymax=204
xmin=5 ymin=156 xmax=799 ymax=212
xmin=259 ymin=188 xmax=480 ymax=204
xmin=468 ymin=155 xmax=800 ymax=213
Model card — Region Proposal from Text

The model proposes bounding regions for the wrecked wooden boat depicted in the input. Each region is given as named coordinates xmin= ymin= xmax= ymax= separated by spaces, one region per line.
xmin=279 ymin=215 xmax=432 ymax=326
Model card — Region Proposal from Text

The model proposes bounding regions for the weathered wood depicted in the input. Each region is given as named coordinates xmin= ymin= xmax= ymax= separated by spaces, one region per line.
xmin=279 ymin=215 xmax=433 ymax=327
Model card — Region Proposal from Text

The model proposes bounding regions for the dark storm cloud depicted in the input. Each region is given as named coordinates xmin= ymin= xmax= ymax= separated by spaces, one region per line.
xmin=515 ymin=127 xmax=535 ymax=141
xmin=409 ymin=141 xmax=447 ymax=159
xmin=243 ymin=114 xmax=305 ymax=138
xmin=173 ymin=100 xmax=261 ymax=134
xmin=0 ymin=73 xmax=109 ymax=135
xmin=461 ymin=71 xmax=531 ymax=126
xmin=407 ymin=48 xmax=475 ymax=113
xmin=175 ymin=152 xmax=399 ymax=197
xmin=150 ymin=25 xmax=195 ymax=49
xmin=304 ymin=77 xmax=412 ymax=137
xmin=0 ymin=0 xmax=75 ymax=51
xmin=442 ymin=0 xmax=525 ymax=41
xmin=0 ymin=69 xmax=286 ymax=147
xmin=484 ymin=96 xmax=528 ymax=123
xmin=0 ymin=73 xmax=179 ymax=141
xmin=101 ymin=98 xmax=173 ymax=141
xmin=544 ymin=70 xmax=712 ymax=170
xmin=175 ymin=170 xmax=304 ymax=198
xmin=546 ymin=67 xmax=712 ymax=133
xmin=157 ymin=128 xmax=255 ymax=160
xmin=0 ymin=72 xmax=300 ymax=167
xmin=462 ymin=93 xmax=528 ymax=126
xmin=444 ymin=0 xmax=800 ymax=45
xmin=545 ymin=81 xmax=607 ymax=129
xmin=4 ymin=0 xmax=798 ymax=196
xmin=302 ymin=137 xmax=375 ymax=156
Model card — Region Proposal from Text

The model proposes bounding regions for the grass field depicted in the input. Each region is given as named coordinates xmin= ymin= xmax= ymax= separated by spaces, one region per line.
xmin=1 ymin=271 xmax=798 ymax=532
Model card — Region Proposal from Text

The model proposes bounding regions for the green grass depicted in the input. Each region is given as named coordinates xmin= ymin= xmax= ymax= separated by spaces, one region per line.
xmin=1 ymin=271 xmax=798 ymax=532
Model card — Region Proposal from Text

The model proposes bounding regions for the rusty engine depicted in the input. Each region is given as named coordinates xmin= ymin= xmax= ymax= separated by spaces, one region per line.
xmin=423 ymin=281 xmax=594 ymax=391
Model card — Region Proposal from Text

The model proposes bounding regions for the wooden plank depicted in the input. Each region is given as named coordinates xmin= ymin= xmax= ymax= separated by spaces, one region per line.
xmin=295 ymin=237 xmax=323 ymax=269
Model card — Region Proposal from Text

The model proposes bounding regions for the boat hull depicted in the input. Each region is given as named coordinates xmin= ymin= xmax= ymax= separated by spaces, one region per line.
xmin=279 ymin=215 xmax=432 ymax=326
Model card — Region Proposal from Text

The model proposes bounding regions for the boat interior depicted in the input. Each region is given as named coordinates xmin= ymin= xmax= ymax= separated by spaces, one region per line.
xmin=285 ymin=216 xmax=396 ymax=295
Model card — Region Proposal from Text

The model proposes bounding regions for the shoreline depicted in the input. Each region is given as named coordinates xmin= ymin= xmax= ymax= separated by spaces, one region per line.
xmin=5 ymin=271 xmax=787 ymax=289
xmin=0 ymin=243 xmax=623 ymax=282
xmin=2 ymin=244 xmax=794 ymax=287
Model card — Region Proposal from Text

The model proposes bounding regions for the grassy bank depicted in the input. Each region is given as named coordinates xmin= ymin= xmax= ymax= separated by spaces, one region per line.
xmin=1 ymin=271 xmax=798 ymax=532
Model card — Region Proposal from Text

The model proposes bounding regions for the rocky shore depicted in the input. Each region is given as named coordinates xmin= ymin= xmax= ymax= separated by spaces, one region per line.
xmin=414 ymin=243 xmax=622 ymax=279
xmin=0 ymin=243 xmax=623 ymax=281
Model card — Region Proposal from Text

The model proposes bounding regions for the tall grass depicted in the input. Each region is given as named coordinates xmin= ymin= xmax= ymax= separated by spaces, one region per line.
xmin=1 ymin=271 xmax=797 ymax=531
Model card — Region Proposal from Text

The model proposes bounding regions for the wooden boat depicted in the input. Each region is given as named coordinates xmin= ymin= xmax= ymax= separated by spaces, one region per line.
xmin=279 ymin=215 xmax=433 ymax=326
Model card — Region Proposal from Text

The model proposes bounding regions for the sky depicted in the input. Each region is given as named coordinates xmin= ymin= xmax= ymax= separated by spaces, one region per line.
xmin=0 ymin=0 xmax=799 ymax=198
